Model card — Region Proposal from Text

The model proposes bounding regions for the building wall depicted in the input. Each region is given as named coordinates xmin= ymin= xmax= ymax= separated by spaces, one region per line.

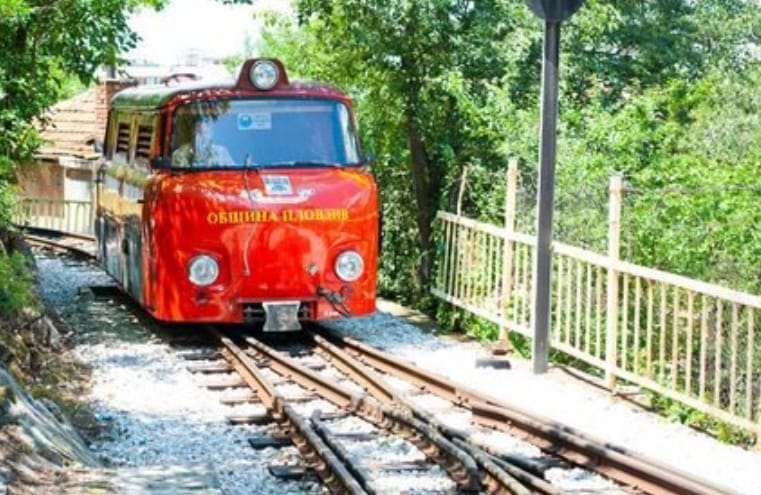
xmin=15 ymin=160 xmax=64 ymax=200
xmin=63 ymin=167 xmax=94 ymax=202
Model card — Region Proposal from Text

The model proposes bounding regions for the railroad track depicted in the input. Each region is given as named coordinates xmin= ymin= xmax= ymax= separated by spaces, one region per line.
xmin=18 ymin=226 xmax=96 ymax=259
xmin=193 ymin=326 xmax=732 ymax=495
xmin=24 ymin=234 xmax=734 ymax=494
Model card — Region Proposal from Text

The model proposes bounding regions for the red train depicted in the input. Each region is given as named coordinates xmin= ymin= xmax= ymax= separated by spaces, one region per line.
xmin=96 ymin=58 xmax=378 ymax=331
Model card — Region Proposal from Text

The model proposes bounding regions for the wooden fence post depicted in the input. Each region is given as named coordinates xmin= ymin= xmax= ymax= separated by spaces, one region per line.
xmin=605 ymin=174 xmax=623 ymax=389
xmin=499 ymin=159 xmax=520 ymax=346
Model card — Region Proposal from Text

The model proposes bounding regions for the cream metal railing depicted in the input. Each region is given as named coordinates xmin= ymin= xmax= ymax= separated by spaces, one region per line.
xmin=433 ymin=162 xmax=761 ymax=436
xmin=13 ymin=197 xmax=94 ymax=236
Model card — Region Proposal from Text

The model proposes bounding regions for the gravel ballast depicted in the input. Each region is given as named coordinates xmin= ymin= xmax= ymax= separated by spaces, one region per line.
xmin=36 ymin=254 xmax=324 ymax=494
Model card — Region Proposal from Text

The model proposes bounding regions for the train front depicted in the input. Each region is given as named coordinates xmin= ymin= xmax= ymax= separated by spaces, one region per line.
xmin=146 ymin=60 xmax=378 ymax=330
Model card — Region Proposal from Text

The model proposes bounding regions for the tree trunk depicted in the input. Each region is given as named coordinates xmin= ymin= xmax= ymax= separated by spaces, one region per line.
xmin=405 ymin=110 xmax=434 ymax=289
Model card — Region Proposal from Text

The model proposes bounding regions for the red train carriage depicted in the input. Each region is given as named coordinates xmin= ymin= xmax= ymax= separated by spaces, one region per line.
xmin=96 ymin=58 xmax=378 ymax=331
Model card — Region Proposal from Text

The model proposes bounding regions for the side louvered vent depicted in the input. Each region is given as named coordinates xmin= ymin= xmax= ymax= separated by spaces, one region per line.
xmin=115 ymin=122 xmax=130 ymax=154
xmin=136 ymin=125 xmax=153 ymax=159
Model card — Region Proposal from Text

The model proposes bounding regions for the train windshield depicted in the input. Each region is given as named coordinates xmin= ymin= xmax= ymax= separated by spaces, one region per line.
xmin=170 ymin=98 xmax=360 ymax=169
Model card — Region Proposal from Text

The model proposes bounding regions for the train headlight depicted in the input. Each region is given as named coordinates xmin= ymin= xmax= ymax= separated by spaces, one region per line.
xmin=188 ymin=255 xmax=219 ymax=287
xmin=335 ymin=250 xmax=364 ymax=282
xmin=250 ymin=60 xmax=279 ymax=90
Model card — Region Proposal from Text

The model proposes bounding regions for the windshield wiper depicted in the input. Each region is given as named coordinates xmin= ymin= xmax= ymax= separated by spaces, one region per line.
xmin=242 ymin=153 xmax=261 ymax=171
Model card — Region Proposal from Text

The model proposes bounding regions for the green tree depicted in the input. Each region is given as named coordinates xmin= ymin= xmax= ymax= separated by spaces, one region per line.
xmin=0 ymin=0 xmax=164 ymax=316
xmin=0 ymin=0 xmax=164 ymax=186
xmin=259 ymin=0 xmax=760 ymax=302
xmin=263 ymin=0 xmax=522 ymax=298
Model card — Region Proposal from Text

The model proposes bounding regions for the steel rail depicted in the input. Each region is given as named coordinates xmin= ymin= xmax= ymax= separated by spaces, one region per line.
xmin=242 ymin=336 xmax=485 ymax=493
xmin=307 ymin=331 xmax=548 ymax=495
xmin=17 ymin=225 xmax=95 ymax=242
xmin=318 ymin=328 xmax=737 ymax=495
xmin=20 ymin=226 xmax=96 ymax=259
xmin=209 ymin=328 xmax=368 ymax=495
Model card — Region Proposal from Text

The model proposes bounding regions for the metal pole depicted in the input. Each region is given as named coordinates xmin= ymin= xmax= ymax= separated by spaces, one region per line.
xmin=531 ymin=20 xmax=561 ymax=374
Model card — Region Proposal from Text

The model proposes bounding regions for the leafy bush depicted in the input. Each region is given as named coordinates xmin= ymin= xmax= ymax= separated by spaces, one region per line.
xmin=0 ymin=251 xmax=35 ymax=316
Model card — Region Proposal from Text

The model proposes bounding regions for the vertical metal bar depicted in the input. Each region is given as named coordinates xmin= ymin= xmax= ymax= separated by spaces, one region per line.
xmin=730 ymin=303 xmax=738 ymax=414
xmin=434 ymin=222 xmax=442 ymax=290
xmin=700 ymin=295 xmax=709 ymax=402
xmin=646 ymin=281 xmax=655 ymax=376
xmin=453 ymin=223 xmax=461 ymax=300
xmin=686 ymin=291 xmax=694 ymax=395
xmin=437 ymin=220 xmax=447 ymax=291
xmin=585 ymin=263 xmax=592 ymax=353
xmin=446 ymin=220 xmax=454 ymax=292
xmin=447 ymin=221 xmax=455 ymax=296
xmin=564 ymin=257 xmax=573 ymax=344
xmin=747 ymin=308 xmax=755 ymax=420
xmin=621 ymin=273 xmax=629 ymax=371
xmin=495 ymin=237 xmax=502 ymax=312
xmin=446 ymin=221 xmax=456 ymax=296
xmin=476 ymin=231 xmax=485 ymax=304
xmin=671 ymin=287 xmax=680 ymax=390
xmin=464 ymin=225 xmax=471 ymax=302
xmin=471 ymin=230 xmax=480 ymax=304
xmin=555 ymin=255 xmax=564 ymax=340
xmin=715 ymin=300 xmax=723 ymax=407
xmin=464 ymin=228 xmax=473 ymax=303
xmin=513 ymin=244 xmax=522 ymax=323
xmin=526 ymin=243 xmax=533 ymax=326
xmin=455 ymin=224 xmax=465 ymax=301
xmin=528 ymin=245 xmax=536 ymax=330
xmin=486 ymin=235 xmax=500 ymax=306
xmin=574 ymin=261 xmax=582 ymax=348
xmin=634 ymin=277 xmax=642 ymax=373
xmin=485 ymin=232 xmax=493 ymax=310
xmin=517 ymin=243 xmax=524 ymax=324
xmin=482 ymin=231 xmax=489 ymax=304
xmin=659 ymin=284 xmax=667 ymax=384
xmin=531 ymin=20 xmax=561 ymax=374
xmin=595 ymin=265 xmax=603 ymax=358
xmin=472 ymin=229 xmax=481 ymax=303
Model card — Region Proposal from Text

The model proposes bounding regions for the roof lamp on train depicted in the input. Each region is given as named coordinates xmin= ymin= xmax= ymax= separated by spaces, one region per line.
xmin=250 ymin=60 xmax=280 ymax=90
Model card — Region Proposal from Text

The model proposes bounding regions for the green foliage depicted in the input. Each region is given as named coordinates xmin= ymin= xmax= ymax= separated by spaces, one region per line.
xmin=0 ymin=0 xmax=165 ymax=309
xmin=0 ymin=181 xmax=17 ymax=228
xmin=0 ymin=0 xmax=165 ymax=181
xmin=555 ymin=64 xmax=761 ymax=290
xmin=0 ymin=251 xmax=35 ymax=315
xmin=648 ymin=393 xmax=756 ymax=446
xmin=257 ymin=0 xmax=761 ymax=307
xmin=261 ymin=0 xmax=524 ymax=298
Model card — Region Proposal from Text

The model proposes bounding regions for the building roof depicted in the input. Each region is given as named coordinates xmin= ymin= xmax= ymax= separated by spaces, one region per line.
xmin=37 ymin=89 xmax=101 ymax=161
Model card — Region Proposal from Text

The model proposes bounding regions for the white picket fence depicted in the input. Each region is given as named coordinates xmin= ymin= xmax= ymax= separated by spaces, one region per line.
xmin=432 ymin=162 xmax=761 ymax=436
xmin=13 ymin=197 xmax=94 ymax=236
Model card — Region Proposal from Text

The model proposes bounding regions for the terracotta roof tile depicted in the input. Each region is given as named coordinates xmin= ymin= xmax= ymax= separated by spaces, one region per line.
xmin=37 ymin=89 xmax=101 ymax=159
